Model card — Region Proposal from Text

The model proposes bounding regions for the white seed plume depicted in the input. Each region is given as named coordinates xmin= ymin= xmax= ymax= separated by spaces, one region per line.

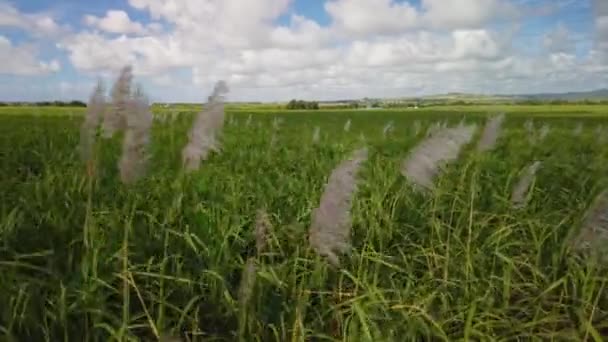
xmin=254 ymin=209 xmax=272 ymax=254
xmin=155 ymin=114 xmax=166 ymax=124
xmin=182 ymin=81 xmax=229 ymax=172
xmin=524 ymin=119 xmax=534 ymax=133
xmin=344 ymin=119 xmax=351 ymax=132
xmin=245 ymin=114 xmax=252 ymax=126
xmin=170 ymin=111 xmax=179 ymax=123
xmin=457 ymin=117 xmax=466 ymax=127
xmin=103 ymin=65 xmax=132 ymax=138
xmin=312 ymin=126 xmax=321 ymax=144
xmin=238 ymin=258 xmax=257 ymax=313
xmin=79 ymin=79 xmax=106 ymax=162
xmin=309 ymin=148 xmax=368 ymax=267
xmin=358 ymin=132 xmax=366 ymax=143
xmin=270 ymin=132 xmax=277 ymax=146
xmin=401 ymin=124 xmax=477 ymax=190
xmin=572 ymin=190 xmax=608 ymax=258
xmin=596 ymin=125 xmax=604 ymax=142
xmin=539 ymin=124 xmax=550 ymax=141
xmin=272 ymin=117 xmax=283 ymax=130
xmin=511 ymin=161 xmax=541 ymax=208
xmin=413 ymin=120 xmax=421 ymax=135
xmin=382 ymin=121 xmax=394 ymax=138
xmin=118 ymin=85 xmax=153 ymax=184
xmin=426 ymin=121 xmax=442 ymax=137
xmin=573 ymin=122 xmax=583 ymax=136
xmin=476 ymin=113 xmax=505 ymax=152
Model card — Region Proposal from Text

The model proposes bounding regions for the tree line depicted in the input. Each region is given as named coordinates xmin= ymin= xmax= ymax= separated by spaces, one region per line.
xmin=286 ymin=99 xmax=319 ymax=110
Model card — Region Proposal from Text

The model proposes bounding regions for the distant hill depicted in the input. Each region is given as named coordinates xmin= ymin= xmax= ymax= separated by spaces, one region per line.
xmin=403 ymin=89 xmax=608 ymax=103
xmin=514 ymin=89 xmax=608 ymax=101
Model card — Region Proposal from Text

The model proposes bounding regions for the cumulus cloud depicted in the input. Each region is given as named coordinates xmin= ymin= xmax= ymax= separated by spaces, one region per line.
xmin=0 ymin=2 xmax=65 ymax=36
xmin=0 ymin=36 xmax=60 ymax=75
xmin=3 ymin=0 xmax=607 ymax=101
xmin=421 ymin=0 xmax=518 ymax=29
xmin=59 ymin=32 xmax=194 ymax=74
xmin=325 ymin=0 xmax=518 ymax=37
xmin=84 ymin=10 xmax=150 ymax=35
xmin=325 ymin=0 xmax=419 ymax=37
xmin=543 ymin=23 xmax=575 ymax=53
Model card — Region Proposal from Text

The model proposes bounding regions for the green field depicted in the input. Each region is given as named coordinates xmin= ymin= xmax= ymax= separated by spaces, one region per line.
xmin=2 ymin=106 xmax=608 ymax=341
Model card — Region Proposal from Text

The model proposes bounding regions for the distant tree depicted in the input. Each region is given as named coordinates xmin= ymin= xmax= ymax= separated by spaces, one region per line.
xmin=286 ymin=99 xmax=297 ymax=109
xmin=286 ymin=99 xmax=319 ymax=110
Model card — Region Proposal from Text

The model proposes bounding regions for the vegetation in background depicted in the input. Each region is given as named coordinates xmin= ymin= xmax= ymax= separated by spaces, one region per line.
xmin=286 ymin=99 xmax=320 ymax=110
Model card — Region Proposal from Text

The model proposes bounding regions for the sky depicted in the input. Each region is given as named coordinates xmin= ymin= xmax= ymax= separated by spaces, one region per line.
xmin=0 ymin=0 xmax=606 ymax=102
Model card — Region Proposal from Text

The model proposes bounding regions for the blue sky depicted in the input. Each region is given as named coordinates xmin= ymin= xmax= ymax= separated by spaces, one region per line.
xmin=0 ymin=0 xmax=606 ymax=102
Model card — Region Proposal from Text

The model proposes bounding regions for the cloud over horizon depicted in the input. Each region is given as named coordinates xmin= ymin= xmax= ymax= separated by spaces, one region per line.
xmin=0 ymin=0 xmax=605 ymax=102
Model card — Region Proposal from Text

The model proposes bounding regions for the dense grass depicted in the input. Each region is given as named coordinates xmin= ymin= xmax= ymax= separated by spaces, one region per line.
xmin=1 ymin=107 xmax=608 ymax=341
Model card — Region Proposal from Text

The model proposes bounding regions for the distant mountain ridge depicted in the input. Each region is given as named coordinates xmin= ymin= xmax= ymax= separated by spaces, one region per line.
xmin=401 ymin=89 xmax=608 ymax=102
xmin=513 ymin=88 xmax=608 ymax=101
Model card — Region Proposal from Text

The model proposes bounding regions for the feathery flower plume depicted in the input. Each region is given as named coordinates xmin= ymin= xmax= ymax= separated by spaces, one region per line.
xmin=245 ymin=114 xmax=252 ymax=126
xmin=270 ymin=133 xmax=277 ymax=146
xmin=344 ymin=119 xmax=351 ymax=132
xmin=103 ymin=65 xmax=132 ymax=138
xmin=118 ymin=84 xmax=153 ymax=184
xmin=238 ymin=257 xmax=257 ymax=313
xmin=573 ymin=122 xmax=583 ymax=136
xmin=426 ymin=121 xmax=442 ymax=137
xmin=511 ymin=161 xmax=541 ymax=208
xmin=524 ymin=119 xmax=534 ymax=133
xmin=596 ymin=125 xmax=604 ymax=141
xmin=312 ymin=126 xmax=321 ymax=144
xmin=358 ymin=132 xmax=366 ymax=143
xmin=170 ymin=111 xmax=179 ymax=123
xmin=413 ymin=120 xmax=421 ymax=135
xmin=539 ymin=124 xmax=550 ymax=141
xmin=476 ymin=113 xmax=505 ymax=152
xmin=182 ymin=80 xmax=229 ymax=172
xmin=79 ymin=78 xmax=106 ymax=164
xmin=309 ymin=148 xmax=368 ymax=267
xmin=254 ymin=209 xmax=271 ymax=254
xmin=401 ymin=125 xmax=477 ymax=190
xmin=272 ymin=117 xmax=283 ymax=130
xmin=382 ymin=121 xmax=394 ymax=138
xmin=572 ymin=190 xmax=608 ymax=257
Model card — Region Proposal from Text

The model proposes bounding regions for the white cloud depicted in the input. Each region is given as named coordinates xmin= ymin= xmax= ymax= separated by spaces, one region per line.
xmin=0 ymin=2 xmax=65 ymax=36
xmin=84 ymin=10 xmax=148 ymax=35
xmin=270 ymin=15 xmax=332 ymax=48
xmin=325 ymin=0 xmax=518 ymax=37
xmin=3 ymin=0 xmax=606 ymax=101
xmin=421 ymin=0 xmax=518 ymax=29
xmin=543 ymin=23 xmax=574 ymax=53
xmin=0 ymin=36 xmax=60 ymax=75
xmin=325 ymin=0 xmax=419 ymax=37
